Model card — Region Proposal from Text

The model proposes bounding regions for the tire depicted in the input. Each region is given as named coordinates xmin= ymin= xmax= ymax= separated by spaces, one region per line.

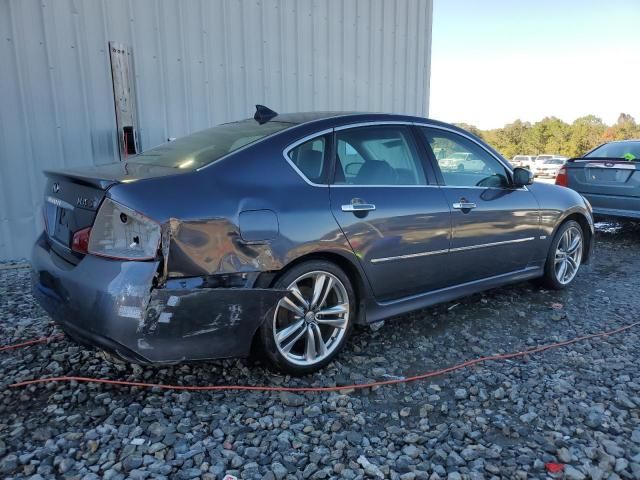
xmin=257 ymin=260 xmax=356 ymax=375
xmin=541 ymin=220 xmax=584 ymax=289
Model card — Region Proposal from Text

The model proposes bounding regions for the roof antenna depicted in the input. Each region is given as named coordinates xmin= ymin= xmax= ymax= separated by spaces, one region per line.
xmin=254 ymin=104 xmax=278 ymax=124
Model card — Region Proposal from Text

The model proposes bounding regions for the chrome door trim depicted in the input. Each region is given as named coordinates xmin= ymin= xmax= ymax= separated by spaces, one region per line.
xmin=371 ymin=248 xmax=449 ymax=264
xmin=449 ymin=236 xmax=535 ymax=253
xmin=369 ymin=237 xmax=535 ymax=264
xmin=281 ymin=128 xmax=333 ymax=187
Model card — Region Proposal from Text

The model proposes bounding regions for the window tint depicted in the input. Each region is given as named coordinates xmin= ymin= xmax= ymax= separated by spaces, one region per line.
xmin=420 ymin=128 xmax=510 ymax=188
xmin=334 ymin=126 xmax=426 ymax=185
xmin=288 ymin=136 xmax=327 ymax=183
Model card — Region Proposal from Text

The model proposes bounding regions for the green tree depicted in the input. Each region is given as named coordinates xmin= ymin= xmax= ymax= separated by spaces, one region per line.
xmin=568 ymin=115 xmax=606 ymax=157
xmin=452 ymin=114 xmax=637 ymax=159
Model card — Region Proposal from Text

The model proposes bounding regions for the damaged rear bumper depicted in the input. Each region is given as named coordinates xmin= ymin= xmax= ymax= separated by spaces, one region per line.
xmin=31 ymin=233 xmax=286 ymax=364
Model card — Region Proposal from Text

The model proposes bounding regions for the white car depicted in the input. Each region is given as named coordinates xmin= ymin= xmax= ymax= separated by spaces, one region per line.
xmin=536 ymin=158 xmax=567 ymax=178
xmin=439 ymin=152 xmax=486 ymax=172
xmin=511 ymin=155 xmax=536 ymax=169
xmin=532 ymin=154 xmax=566 ymax=175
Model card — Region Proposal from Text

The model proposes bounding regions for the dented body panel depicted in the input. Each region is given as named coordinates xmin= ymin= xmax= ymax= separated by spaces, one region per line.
xmin=31 ymin=233 xmax=286 ymax=363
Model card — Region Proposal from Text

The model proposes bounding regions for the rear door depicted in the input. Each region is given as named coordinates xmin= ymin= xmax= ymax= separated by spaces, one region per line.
xmin=418 ymin=127 xmax=541 ymax=285
xmin=566 ymin=160 xmax=640 ymax=218
xmin=329 ymin=124 xmax=452 ymax=301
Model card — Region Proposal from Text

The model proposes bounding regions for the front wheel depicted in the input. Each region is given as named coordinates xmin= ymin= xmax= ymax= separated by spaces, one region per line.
xmin=257 ymin=260 xmax=355 ymax=375
xmin=541 ymin=220 xmax=584 ymax=289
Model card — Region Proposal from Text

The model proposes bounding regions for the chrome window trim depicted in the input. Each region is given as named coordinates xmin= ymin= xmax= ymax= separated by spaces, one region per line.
xmin=281 ymin=128 xmax=333 ymax=187
xmin=334 ymin=120 xmax=415 ymax=131
xmin=280 ymin=120 xmax=527 ymax=190
xmin=369 ymin=237 xmax=535 ymax=264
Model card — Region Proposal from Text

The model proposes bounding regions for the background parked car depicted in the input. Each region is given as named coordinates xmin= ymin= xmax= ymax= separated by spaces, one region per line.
xmin=557 ymin=139 xmax=640 ymax=220
xmin=536 ymin=158 xmax=567 ymax=178
xmin=438 ymin=152 xmax=486 ymax=172
xmin=511 ymin=155 xmax=536 ymax=170
xmin=532 ymin=154 xmax=566 ymax=176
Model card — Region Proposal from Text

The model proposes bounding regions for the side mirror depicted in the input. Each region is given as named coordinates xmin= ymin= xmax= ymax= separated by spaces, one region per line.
xmin=512 ymin=167 xmax=534 ymax=187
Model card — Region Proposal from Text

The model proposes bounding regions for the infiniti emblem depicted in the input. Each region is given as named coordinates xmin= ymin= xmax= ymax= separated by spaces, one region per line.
xmin=52 ymin=182 xmax=61 ymax=193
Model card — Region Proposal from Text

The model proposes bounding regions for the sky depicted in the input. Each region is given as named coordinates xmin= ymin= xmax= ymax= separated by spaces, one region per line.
xmin=430 ymin=0 xmax=640 ymax=130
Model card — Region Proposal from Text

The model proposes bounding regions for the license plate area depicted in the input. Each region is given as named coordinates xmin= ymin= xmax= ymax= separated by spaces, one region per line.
xmin=586 ymin=167 xmax=632 ymax=184
xmin=45 ymin=196 xmax=76 ymax=247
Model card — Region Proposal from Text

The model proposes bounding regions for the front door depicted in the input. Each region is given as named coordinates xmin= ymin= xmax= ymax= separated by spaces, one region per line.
xmin=329 ymin=124 xmax=452 ymax=301
xmin=418 ymin=127 xmax=541 ymax=285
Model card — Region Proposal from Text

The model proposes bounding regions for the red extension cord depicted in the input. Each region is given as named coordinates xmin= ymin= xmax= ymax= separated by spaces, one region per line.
xmin=3 ymin=321 xmax=639 ymax=392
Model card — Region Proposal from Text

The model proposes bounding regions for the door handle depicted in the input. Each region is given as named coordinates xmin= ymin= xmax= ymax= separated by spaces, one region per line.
xmin=341 ymin=203 xmax=376 ymax=212
xmin=452 ymin=201 xmax=477 ymax=210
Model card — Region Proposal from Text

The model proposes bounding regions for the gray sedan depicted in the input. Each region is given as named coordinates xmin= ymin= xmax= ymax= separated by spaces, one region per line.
xmin=31 ymin=107 xmax=594 ymax=374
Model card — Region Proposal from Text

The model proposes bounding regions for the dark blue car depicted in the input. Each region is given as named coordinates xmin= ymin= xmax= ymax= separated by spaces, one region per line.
xmin=31 ymin=107 xmax=594 ymax=374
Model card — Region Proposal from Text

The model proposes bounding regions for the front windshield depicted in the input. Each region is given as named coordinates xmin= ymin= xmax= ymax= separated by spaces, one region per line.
xmin=585 ymin=141 xmax=640 ymax=160
xmin=544 ymin=159 xmax=564 ymax=165
xmin=128 ymin=119 xmax=292 ymax=169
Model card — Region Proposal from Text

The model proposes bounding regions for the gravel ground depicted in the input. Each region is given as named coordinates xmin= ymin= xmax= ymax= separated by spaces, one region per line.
xmin=1 ymin=221 xmax=639 ymax=480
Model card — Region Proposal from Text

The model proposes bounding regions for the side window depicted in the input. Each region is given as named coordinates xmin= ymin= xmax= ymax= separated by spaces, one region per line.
xmin=334 ymin=126 xmax=426 ymax=185
xmin=420 ymin=128 xmax=510 ymax=188
xmin=287 ymin=136 xmax=327 ymax=184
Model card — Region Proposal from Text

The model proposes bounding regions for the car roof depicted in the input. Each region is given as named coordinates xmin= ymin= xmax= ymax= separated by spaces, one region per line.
xmin=255 ymin=111 xmax=478 ymax=137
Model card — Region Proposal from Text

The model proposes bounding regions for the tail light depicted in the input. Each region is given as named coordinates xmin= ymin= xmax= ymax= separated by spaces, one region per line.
xmin=555 ymin=166 xmax=568 ymax=187
xmin=87 ymin=198 xmax=161 ymax=260
xmin=72 ymin=227 xmax=91 ymax=254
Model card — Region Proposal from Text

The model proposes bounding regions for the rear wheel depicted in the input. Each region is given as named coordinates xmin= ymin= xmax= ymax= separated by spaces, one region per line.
xmin=541 ymin=220 xmax=584 ymax=289
xmin=258 ymin=260 xmax=355 ymax=375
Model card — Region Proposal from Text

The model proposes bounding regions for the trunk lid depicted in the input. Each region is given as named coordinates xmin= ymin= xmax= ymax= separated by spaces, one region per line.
xmin=43 ymin=161 xmax=180 ymax=260
xmin=566 ymin=159 xmax=640 ymax=196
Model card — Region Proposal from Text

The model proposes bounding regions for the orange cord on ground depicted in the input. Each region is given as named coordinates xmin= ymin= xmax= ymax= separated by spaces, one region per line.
xmin=0 ymin=333 xmax=64 ymax=352
xmin=4 ymin=321 xmax=639 ymax=392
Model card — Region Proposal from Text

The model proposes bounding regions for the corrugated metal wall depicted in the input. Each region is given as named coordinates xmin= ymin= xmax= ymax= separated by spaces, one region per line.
xmin=0 ymin=0 xmax=433 ymax=260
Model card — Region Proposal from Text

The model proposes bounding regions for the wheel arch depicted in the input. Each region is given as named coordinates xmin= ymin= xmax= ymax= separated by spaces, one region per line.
xmin=254 ymin=250 xmax=371 ymax=325
xmin=552 ymin=211 xmax=593 ymax=264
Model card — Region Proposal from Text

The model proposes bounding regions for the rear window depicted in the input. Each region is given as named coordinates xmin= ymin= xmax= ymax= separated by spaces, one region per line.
xmin=585 ymin=141 xmax=640 ymax=160
xmin=128 ymin=119 xmax=291 ymax=169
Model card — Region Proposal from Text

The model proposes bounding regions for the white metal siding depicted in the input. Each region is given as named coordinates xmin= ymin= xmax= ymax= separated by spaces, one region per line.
xmin=0 ymin=0 xmax=433 ymax=260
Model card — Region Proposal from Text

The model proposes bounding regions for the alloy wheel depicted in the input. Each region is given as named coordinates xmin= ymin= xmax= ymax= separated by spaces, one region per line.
xmin=272 ymin=271 xmax=350 ymax=366
xmin=554 ymin=225 xmax=583 ymax=285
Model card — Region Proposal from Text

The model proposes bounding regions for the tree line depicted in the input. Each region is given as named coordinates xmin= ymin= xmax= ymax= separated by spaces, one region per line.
xmin=456 ymin=113 xmax=640 ymax=159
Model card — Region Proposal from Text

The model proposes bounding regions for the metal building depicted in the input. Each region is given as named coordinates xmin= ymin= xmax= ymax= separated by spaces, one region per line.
xmin=0 ymin=0 xmax=433 ymax=260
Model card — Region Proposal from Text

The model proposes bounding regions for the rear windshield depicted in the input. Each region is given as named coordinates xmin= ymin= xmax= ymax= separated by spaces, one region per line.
xmin=585 ymin=141 xmax=640 ymax=160
xmin=128 ymin=119 xmax=292 ymax=169
xmin=544 ymin=159 xmax=564 ymax=164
